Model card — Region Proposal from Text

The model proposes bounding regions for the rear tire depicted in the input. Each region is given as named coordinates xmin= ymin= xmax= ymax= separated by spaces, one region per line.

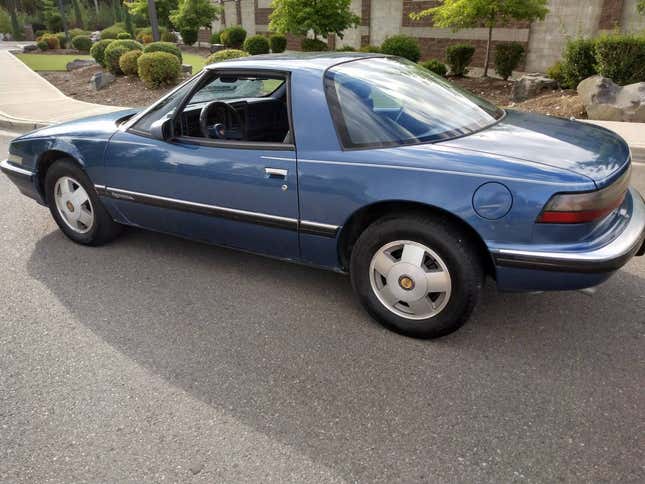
xmin=44 ymin=158 xmax=122 ymax=246
xmin=350 ymin=214 xmax=483 ymax=338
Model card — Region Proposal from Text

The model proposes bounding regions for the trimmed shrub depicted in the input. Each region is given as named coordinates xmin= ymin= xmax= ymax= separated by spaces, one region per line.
xmin=100 ymin=23 xmax=126 ymax=40
xmin=37 ymin=39 xmax=48 ymax=51
xmin=69 ymin=28 xmax=89 ymax=39
xmin=161 ymin=31 xmax=177 ymax=43
xmin=301 ymin=38 xmax=328 ymax=51
xmin=446 ymin=43 xmax=475 ymax=76
xmin=143 ymin=41 xmax=182 ymax=62
xmin=359 ymin=44 xmax=381 ymax=53
xmin=55 ymin=32 xmax=68 ymax=48
xmin=117 ymin=32 xmax=132 ymax=39
xmin=594 ymin=34 xmax=645 ymax=85
xmin=104 ymin=39 xmax=143 ymax=74
xmin=561 ymin=38 xmax=596 ymax=89
xmin=244 ymin=35 xmax=270 ymax=55
xmin=336 ymin=45 xmax=356 ymax=51
xmin=119 ymin=49 xmax=142 ymax=76
xmin=71 ymin=35 xmax=92 ymax=52
xmin=269 ymin=34 xmax=287 ymax=53
xmin=494 ymin=42 xmax=524 ymax=80
xmin=39 ymin=33 xmax=60 ymax=50
xmin=220 ymin=26 xmax=247 ymax=49
xmin=420 ymin=59 xmax=447 ymax=77
xmin=205 ymin=48 xmax=249 ymax=64
xmin=90 ymin=39 xmax=114 ymax=67
xmin=137 ymin=51 xmax=181 ymax=88
xmin=211 ymin=30 xmax=222 ymax=44
xmin=180 ymin=28 xmax=198 ymax=46
xmin=380 ymin=35 xmax=420 ymax=62
xmin=141 ymin=34 xmax=153 ymax=44
xmin=546 ymin=61 xmax=566 ymax=86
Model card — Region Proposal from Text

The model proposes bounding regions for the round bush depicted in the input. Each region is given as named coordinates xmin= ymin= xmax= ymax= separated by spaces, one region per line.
xmin=90 ymin=39 xmax=114 ymax=67
xmin=547 ymin=61 xmax=566 ymax=86
xmin=446 ymin=43 xmax=475 ymax=76
xmin=301 ymin=38 xmax=328 ymax=52
xmin=243 ymin=35 xmax=270 ymax=55
xmin=359 ymin=44 xmax=381 ymax=53
xmin=117 ymin=32 xmax=132 ymax=40
xmin=494 ymin=42 xmax=524 ymax=80
xmin=71 ymin=35 xmax=92 ymax=52
xmin=269 ymin=34 xmax=287 ymax=53
xmin=69 ymin=28 xmax=89 ymax=39
xmin=211 ymin=31 xmax=222 ymax=44
xmin=180 ymin=28 xmax=198 ymax=46
xmin=104 ymin=39 xmax=143 ymax=74
xmin=220 ymin=26 xmax=247 ymax=49
xmin=100 ymin=23 xmax=126 ymax=40
xmin=137 ymin=51 xmax=181 ymax=88
xmin=55 ymin=32 xmax=68 ymax=49
xmin=594 ymin=34 xmax=645 ymax=85
xmin=420 ymin=59 xmax=447 ymax=77
xmin=561 ymin=38 xmax=597 ymax=89
xmin=143 ymin=41 xmax=182 ymax=62
xmin=39 ymin=33 xmax=60 ymax=50
xmin=205 ymin=49 xmax=249 ymax=64
xmin=161 ymin=31 xmax=177 ymax=43
xmin=119 ymin=50 xmax=142 ymax=76
xmin=380 ymin=35 xmax=420 ymax=62
xmin=37 ymin=39 xmax=48 ymax=51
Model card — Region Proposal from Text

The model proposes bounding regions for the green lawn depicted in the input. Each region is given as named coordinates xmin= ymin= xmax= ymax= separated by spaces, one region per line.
xmin=16 ymin=52 xmax=208 ymax=73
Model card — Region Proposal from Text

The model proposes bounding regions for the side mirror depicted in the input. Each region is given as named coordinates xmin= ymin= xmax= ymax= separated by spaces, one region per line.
xmin=150 ymin=117 xmax=171 ymax=141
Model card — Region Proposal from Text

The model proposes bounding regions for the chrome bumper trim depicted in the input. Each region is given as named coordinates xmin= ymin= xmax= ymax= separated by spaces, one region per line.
xmin=0 ymin=159 xmax=34 ymax=178
xmin=492 ymin=188 xmax=645 ymax=273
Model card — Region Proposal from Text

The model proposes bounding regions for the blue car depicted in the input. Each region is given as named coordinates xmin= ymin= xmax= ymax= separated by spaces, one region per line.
xmin=2 ymin=53 xmax=644 ymax=338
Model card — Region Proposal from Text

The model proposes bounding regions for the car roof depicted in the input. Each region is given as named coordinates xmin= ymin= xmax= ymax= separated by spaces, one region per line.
xmin=204 ymin=52 xmax=388 ymax=73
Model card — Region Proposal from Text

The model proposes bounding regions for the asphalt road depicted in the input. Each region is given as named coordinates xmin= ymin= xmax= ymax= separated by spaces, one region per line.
xmin=1 ymin=131 xmax=644 ymax=483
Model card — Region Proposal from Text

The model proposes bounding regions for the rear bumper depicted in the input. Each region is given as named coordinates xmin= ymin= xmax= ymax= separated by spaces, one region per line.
xmin=492 ymin=187 xmax=645 ymax=274
xmin=0 ymin=159 xmax=41 ymax=202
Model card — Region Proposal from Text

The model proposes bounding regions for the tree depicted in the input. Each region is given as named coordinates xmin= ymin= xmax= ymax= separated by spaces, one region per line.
xmin=72 ymin=0 xmax=83 ymax=28
xmin=169 ymin=0 xmax=220 ymax=30
xmin=638 ymin=0 xmax=645 ymax=15
xmin=124 ymin=3 xmax=134 ymax=36
xmin=269 ymin=0 xmax=360 ymax=40
xmin=126 ymin=0 xmax=178 ymax=27
xmin=411 ymin=0 xmax=549 ymax=77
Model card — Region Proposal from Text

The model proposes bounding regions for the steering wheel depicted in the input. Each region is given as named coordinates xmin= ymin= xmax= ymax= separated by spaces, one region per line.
xmin=199 ymin=101 xmax=243 ymax=139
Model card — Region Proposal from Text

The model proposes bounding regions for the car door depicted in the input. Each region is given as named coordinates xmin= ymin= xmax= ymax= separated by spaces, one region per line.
xmin=102 ymin=70 xmax=299 ymax=260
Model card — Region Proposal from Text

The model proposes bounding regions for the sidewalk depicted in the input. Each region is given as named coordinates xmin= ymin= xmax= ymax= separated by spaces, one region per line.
xmin=0 ymin=49 xmax=122 ymax=131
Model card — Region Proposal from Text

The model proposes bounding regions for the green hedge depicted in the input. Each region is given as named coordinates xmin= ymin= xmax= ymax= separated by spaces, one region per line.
xmin=359 ymin=44 xmax=381 ymax=53
xmin=119 ymin=50 xmax=142 ymax=76
xmin=446 ymin=44 xmax=475 ymax=76
xmin=301 ymin=38 xmax=327 ymax=51
xmin=137 ymin=51 xmax=181 ymax=88
xmin=71 ymin=35 xmax=92 ymax=52
xmin=561 ymin=38 xmax=597 ymax=88
xmin=269 ymin=34 xmax=287 ymax=53
xmin=117 ymin=32 xmax=132 ymax=40
xmin=143 ymin=41 xmax=182 ymax=62
xmin=380 ymin=35 xmax=420 ymax=62
xmin=100 ymin=23 xmax=126 ymax=40
xmin=205 ymin=48 xmax=249 ymax=64
xmin=90 ymin=39 xmax=113 ymax=67
xmin=420 ymin=59 xmax=447 ymax=77
xmin=594 ymin=34 xmax=645 ymax=85
xmin=494 ymin=42 xmax=524 ymax=80
xmin=244 ymin=35 xmax=270 ymax=55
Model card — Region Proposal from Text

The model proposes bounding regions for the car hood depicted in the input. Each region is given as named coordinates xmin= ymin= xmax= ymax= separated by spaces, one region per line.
xmin=441 ymin=110 xmax=630 ymax=188
xmin=15 ymin=108 xmax=139 ymax=140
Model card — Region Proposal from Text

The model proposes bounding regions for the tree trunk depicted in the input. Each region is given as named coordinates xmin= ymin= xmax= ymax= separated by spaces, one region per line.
xmin=147 ymin=0 xmax=160 ymax=42
xmin=93 ymin=0 xmax=99 ymax=15
xmin=483 ymin=24 xmax=492 ymax=77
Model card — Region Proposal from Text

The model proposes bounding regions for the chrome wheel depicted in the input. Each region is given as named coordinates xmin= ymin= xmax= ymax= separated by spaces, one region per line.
xmin=369 ymin=240 xmax=452 ymax=320
xmin=53 ymin=176 xmax=94 ymax=234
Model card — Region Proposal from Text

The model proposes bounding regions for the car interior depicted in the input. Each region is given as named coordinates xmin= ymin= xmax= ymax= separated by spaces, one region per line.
xmin=176 ymin=73 xmax=292 ymax=144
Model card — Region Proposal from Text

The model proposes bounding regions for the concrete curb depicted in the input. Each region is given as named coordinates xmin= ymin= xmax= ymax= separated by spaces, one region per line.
xmin=0 ymin=113 xmax=50 ymax=132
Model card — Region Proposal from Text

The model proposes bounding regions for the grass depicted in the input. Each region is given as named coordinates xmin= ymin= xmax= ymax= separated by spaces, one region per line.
xmin=16 ymin=51 xmax=208 ymax=73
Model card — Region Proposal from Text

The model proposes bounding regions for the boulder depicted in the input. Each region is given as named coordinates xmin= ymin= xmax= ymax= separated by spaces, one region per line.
xmin=511 ymin=73 xmax=558 ymax=102
xmin=66 ymin=58 xmax=97 ymax=71
xmin=577 ymin=75 xmax=645 ymax=122
xmin=209 ymin=43 xmax=225 ymax=54
xmin=22 ymin=44 xmax=39 ymax=53
xmin=89 ymin=71 xmax=115 ymax=90
xmin=181 ymin=64 xmax=192 ymax=74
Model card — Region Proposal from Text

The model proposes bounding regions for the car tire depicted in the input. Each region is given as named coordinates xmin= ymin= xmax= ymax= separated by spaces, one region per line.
xmin=350 ymin=214 xmax=483 ymax=338
xmin=44 ymin=158 xmax=122 ymax=246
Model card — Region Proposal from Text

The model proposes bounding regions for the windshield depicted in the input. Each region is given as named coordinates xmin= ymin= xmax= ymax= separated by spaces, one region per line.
xmin=325 ymin=57 xmax=504 ymax=149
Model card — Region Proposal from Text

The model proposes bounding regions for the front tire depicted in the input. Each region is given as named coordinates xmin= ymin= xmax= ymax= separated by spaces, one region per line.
xmin=44 ymin=158 xmax=122 ymax=246
xmin=350 ymin=215 xmax=483 ymax=338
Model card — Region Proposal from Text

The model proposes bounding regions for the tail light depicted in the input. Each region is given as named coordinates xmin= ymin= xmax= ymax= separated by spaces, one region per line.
xmin=537 ymin=167 xmax=631 ymax=224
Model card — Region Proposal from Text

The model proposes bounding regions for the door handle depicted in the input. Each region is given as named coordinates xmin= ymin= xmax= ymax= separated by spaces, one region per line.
xmin=265 ymin=168 xmax=288 ymax=179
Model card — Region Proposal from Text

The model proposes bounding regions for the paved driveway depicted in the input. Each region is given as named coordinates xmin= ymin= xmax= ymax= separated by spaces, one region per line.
xmin=1 ymin=132 xmax=644 ymax=482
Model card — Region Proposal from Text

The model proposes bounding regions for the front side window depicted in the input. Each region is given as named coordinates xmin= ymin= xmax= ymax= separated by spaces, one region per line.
xmin=325 ymin=57 xmax=504 ymax=149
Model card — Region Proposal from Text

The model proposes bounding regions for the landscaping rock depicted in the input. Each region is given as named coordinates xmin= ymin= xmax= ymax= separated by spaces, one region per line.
xmin=181 ymin=64 xmax=192 ymax=74
xmin=577 ymin=75 xmax=645 ymax=122
xmin=210 ymin=43 xmax=225 ymax=53
xmin=66 ymin=58 xmax=97 ymax=71
xmin=22 ymin=44 xmax=39 ymax=53
xmin=511 ymin=73 xmax=558 ymax=102
xmin=89 ymin=71 xmax=115 ymax=90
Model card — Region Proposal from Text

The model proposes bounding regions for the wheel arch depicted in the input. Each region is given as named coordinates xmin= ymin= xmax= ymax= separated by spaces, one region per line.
xmin=337 ymin=200 xmax=494 ymax=276
xmin=35 ymin=150 xmax=85 ymax=199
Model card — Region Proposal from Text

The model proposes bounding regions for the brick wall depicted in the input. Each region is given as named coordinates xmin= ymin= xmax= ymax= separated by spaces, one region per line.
xmin=599 ymin=0 xmax=624 ymax=29
xmin=402 ymin=1 xmax=439 ymax=27
xmin=254 ymin=0 xmax=272 ymax=25
xmin=417 ymin=37 xmax=528 ymax=70
xmin=361 ymin=0 xmax=371 ymax=27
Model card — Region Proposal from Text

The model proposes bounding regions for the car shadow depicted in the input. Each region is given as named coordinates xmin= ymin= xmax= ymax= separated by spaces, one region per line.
xmin=27 ymin=227 xmax=645 ymax=481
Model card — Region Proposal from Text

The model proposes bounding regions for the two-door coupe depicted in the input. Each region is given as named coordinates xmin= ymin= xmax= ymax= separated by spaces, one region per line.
xmin=2 ymin=53 xmax=644 ymax=338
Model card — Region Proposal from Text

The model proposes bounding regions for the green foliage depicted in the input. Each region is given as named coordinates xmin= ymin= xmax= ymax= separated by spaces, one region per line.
xmin=55 ymin=32 xmax=68 ymax=48
xmin=301 ymin=37 xmax=328 ymax=51
xmin=117 ymin=32 xmax=132 ymax=39
xmin=380 ymin=35 xmax=420 ymax=62
xmin=594 ymin=34 xmax=645 ymax=85
xmin=72 ymin=0 xmax=83 ymax=28
xmin=135 ymin=26 xmax=168 ymax=42
xmin=180 ymin=28 xmax=197 ymax=45
xmin=161 ymin=31 xmax=178 ymax=42
xmin=126 ymin=0 xmax=178 ymax=28
xmin=359 ymin=44 xmax=381 ymax=53
xmin=269 ymin=34 xmax=287 ymax=53
xmin=124 ymin=7 xmax=134 ymax=36
xmin=143 ymin=41 xmax=182 ymax=62
xmin=561 ymin=37 xmax=597 ymax=88
xmin=37 ymin=39 xmax=49 ymax=51
xmin=104 ymin=39 xmax=143 ymax=74
xmin=0 ymin=8 xmax=11 ymax=34
xmin=244 ymin=35 xmax=270 ymax=55
xmin=270 ymin=0 xmax=359 ymax=39
xmin=39 ymin=32 xmax=61 ymax=50
xmin=420 ymin=59 xmax=447 ymax=77
xmin=170 ymin=0 xmax=221 ymax=35
xmin=546 ymin=61 xmax=566 ymax=86
xmin=446 ymin=43 xmax=475 ymax=76
xmin=494 ymin=42 xmax=524 ymax=80
xmin=220 ymin=26 xmax=247 ymax=48
xmin=336 ymin=45 xmax=356 ymax=51
xmin=205 ymin=48 xmax=249 ymax=64
xmin=119 ymin=49 xmax=142 ymax=76
xmin=69 ymin=28 xmax=90 ymax=39
xmin=71 ymin=35 xmax=92 ymax=51
xmin=43 ymin=0 xmax=63 ymax=32
xmin=101 ymin=22 xmax=126 ymax=39
xmin=137 ymin=51 xmax=181 ymax=87
xmin=11 ymin=8 xmax=23 ymax=39
xmin=90 ymin=39 xmax=114 ymax=66
xmin=211 ymin=31 xmax=222 ymax=44
xmin=639 ymin=0 xmax=645 ymax=14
